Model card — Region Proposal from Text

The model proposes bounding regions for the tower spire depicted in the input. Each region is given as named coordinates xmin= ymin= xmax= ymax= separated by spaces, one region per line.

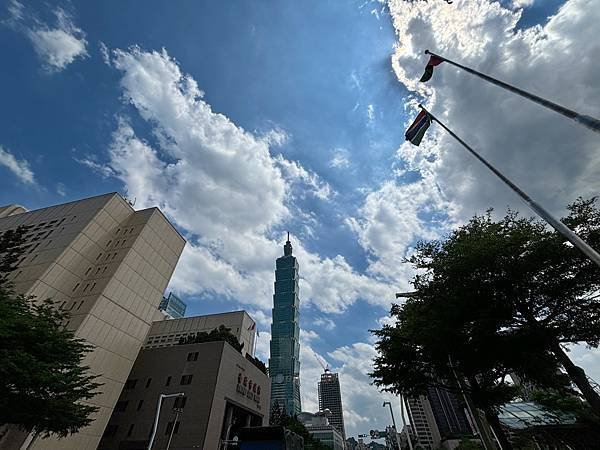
xmin=284 ymin=232 xmax=293 ymax=256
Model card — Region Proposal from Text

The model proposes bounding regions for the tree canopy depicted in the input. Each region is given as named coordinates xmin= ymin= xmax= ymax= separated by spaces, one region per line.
xmin=0 ymin=226 xmax=101 ymax=439
xmin=371 ymin=198 xmax=600 ymax=448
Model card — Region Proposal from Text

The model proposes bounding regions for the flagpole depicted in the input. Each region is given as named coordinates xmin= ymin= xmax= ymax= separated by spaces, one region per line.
xmin=424 ymin=50 xmax=600 ymax=135
xmin=418 ymin=104 xmax=600 ymax=268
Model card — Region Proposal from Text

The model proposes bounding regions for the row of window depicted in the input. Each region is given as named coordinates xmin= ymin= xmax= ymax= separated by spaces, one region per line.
xmin=124 ymin=374 xmax=194 ymax=390
xmin=71 ymin=281 xmax=97 ymax=294
xmin=96 ymin=252 xmax=119 ymax=262
xmin=103 ymin=420 xmax=180 ymax=439
xmin=84 ymin=265 xmax=109 ymax=277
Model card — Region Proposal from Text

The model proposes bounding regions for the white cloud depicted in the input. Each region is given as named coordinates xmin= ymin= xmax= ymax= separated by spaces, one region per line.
xmin=56 ymin=182 xmax=66 ymax=197
xmin=367 ymin=103 xmax=375 ymax=123
xmin=8 ymin=2 xmax=88 ymax=71
xmin=329 ymin=147 xmax=351 ymax=169
xmin=387 ymin=0 xmax=600 ymax=221
xmin=512 ymin=0 xmax=535 ymax=9
xmin=347 ymin=173 xmax=455 ymax=282
xmin=0 ymin=146 xmax=35 ymax=185
xmin=314 ymin=316 xmax=337 ymax=330
xmin=99 ymin=41 xmax=110 ymax=66
xmin=93 ymin=46 xmax=392 ymax=315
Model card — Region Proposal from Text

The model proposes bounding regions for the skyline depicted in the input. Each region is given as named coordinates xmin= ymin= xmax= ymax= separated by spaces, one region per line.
xmin=1 ymin=0 xmax=600 ymax=440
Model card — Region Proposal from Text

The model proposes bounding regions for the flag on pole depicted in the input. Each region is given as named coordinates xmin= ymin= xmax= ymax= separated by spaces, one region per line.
xmin=420 ymin=55 xmax=444 ymax=82
xmin=405 ymin=110 xmax=432 ymax=146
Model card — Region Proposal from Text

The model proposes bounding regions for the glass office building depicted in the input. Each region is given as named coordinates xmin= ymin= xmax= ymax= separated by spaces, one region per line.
xmin=158 ymin=292 xmax=187 ymax=319
xmin=269 ymin=234 xmax=302 ymax=416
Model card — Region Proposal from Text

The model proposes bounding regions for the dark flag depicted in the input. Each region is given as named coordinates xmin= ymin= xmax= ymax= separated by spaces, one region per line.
xmin=405 ymin=110 xmax=431 ymax=146
xmin=420 ymin=55 xmax=444 ymax=82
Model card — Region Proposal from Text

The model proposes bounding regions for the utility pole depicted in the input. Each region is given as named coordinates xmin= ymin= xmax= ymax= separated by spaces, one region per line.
xmin=147 ymin=392 xmax=185 ymax=450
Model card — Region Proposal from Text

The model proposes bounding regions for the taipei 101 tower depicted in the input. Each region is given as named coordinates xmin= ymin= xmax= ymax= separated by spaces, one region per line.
xmin=269 ymin=233 xmax=302 ymax=416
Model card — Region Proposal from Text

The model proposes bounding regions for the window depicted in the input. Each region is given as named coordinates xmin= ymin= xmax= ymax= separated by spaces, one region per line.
xmin=145 ymin=378 xmax=152 ymax=388
xmin=96 ymin=267 xmax=101 ymax=274
xmin=102 ymin=266 xmax=107 ymax=274
xmin=106 ymin=240 xmax=112 ymax=247
xmin=83 ymin=283 xmax=90 ymax=292
xmin=116 ymin=228 xmax=121 ymax=235
xmin=90 ymin=283 xmax=96 ymax=291
xmin=127 ymin=424 xmax=134 ymax=437
xmin=13 ymin=270 xmax=22 ymax=279
xmin=187 ymin=352 xmax=199 ymax=361
xmin=124 ymin=379 xmax=138 ymax=390
xmin=59 ymin=301 xmax=66 ymax=310
xmin=76 ymin=301 xmax=84 ymax=310
xmin=112 ymin=252 xmax=117 ymax=260
xmin=165 ymin=376 xmax=172 ymax=386
xmin=165 ymin=421 xmax=180 ymax=436
xmin=72 ymin=283 xmax=80 ymax=292
xmin=174 ymin=396 xmax=186 ymax=409
xmin=85 ymin=267 xmax=92 ymax=275
xmin=114 ymin=401 xmax=128 ymax=412
xmin=96 ymin=253 xmax=102 ymax=260
xmin=137 ymin=400 xmax=144 ymax=411
xmin=180 ymin=374 xmax=193 ymax=385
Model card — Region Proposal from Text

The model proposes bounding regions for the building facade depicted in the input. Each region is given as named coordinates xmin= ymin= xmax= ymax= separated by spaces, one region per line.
xmin=406 ymin=385 xmax=475 ymax=449
xmin=318 ymin=370 xmax=346 ymax=442
xmin=158 ymin=292 xmax=187 ymax=319
xmin=298 ymin=411 xmax=345 ymax=450
xmin=98 ymin=339 xmax=270 ymax=450
xmin=269 ymin=234 xmax=301 ymax=416
xmin=0 ymin=193 xmax=185 ymax=450
xmin=143 ymin=310 xmax=257 ymax=356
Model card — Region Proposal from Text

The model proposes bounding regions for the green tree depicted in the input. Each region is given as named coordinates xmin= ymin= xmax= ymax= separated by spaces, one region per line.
xmin=371 ymin=199 xmax=600 ymax=448
xmin=0 ymin=227 xmax=101 ymax=441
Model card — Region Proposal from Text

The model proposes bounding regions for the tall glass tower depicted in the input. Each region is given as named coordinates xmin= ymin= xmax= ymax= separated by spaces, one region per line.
xmin=269 ymin=233 xmax=301 ymax=416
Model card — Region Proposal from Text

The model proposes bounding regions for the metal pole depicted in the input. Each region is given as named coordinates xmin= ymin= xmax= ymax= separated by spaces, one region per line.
xmin=165 ymin=411 xmax=179 ymax=450
xmin=147 ymin=393 xmax=185 ymax=450
xmin=424 ymin=50 xmax=600 ymax=134
xmin=383 ymin=402 xmax=402 ymax=450
xmin=419 ymin=104 xmax=600 ymax=269
xmin=402 ymin=397 xmax=415 ymax=450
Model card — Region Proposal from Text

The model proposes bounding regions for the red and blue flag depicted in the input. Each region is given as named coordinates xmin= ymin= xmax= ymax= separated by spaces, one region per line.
xmin=405 ymin=110 xmax=431 ymax=146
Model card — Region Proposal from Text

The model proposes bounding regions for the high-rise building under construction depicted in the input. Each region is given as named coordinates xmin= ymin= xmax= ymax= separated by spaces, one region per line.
xmin=318 ymin=370 xmax=346 ymax=442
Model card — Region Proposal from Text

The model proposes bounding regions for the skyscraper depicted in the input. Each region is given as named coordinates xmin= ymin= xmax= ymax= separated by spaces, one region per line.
xmin=0 ymin=193 xmax=185 ymax=450
xmin=158 ymin=291 xmax=187 ymax=318
xmin=318 ymin=370 xmax=346 ymax=442
xmin=269 ymin=233 xmax=301 ymax=416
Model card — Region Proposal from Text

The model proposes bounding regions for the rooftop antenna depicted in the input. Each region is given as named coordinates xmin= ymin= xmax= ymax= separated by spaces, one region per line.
xmin=287 ymin=231 xmax=290 ymax=242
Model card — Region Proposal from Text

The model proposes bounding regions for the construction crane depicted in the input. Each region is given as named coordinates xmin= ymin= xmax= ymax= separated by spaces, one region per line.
xmin=311 ymin=349 xmax=330 ymax=373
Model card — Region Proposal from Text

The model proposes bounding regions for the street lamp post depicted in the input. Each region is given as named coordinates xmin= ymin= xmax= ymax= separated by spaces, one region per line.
xmin=166 ymin=407 xmax=184 ymax=450
xmin=147 ymin=392 xmax=185 ymax=450
xmin=382 ymin=401 xmax=402 ymax=450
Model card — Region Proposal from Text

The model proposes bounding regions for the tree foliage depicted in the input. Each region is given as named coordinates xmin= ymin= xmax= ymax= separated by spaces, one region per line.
xmin=178 ymin=324 xmax=245 ymax=353
xmin=371 ymin=199 xmax=600 ymax=447
xmin=0 ymin=226 xmax=101 ymax=438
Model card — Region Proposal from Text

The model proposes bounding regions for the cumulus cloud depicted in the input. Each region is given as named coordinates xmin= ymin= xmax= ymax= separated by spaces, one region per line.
xmin=91 ymin=46 xmax=392 ymax=314
xmin=347 ymin=172 xmax=455 ymax=282
xmin=7 ymin=1 xmax=88 ymax=72
xmin=386 ymin=0 xmax=600 ymax=221
xmin=0 ymin=146 xmax=35 ymax=185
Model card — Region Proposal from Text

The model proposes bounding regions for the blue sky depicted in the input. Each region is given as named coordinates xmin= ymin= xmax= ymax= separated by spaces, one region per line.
xmin=2 ymin=0 xmax=600 ymax=441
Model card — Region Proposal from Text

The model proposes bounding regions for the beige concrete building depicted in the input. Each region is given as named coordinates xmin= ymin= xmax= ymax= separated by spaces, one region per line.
xmin=98 ymin=339 xmax=270 ymax=450
xmin=0 ymin=193 xmax=185 ymax=450
xmin=143 ymin=310 xmax=257 ymax=356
